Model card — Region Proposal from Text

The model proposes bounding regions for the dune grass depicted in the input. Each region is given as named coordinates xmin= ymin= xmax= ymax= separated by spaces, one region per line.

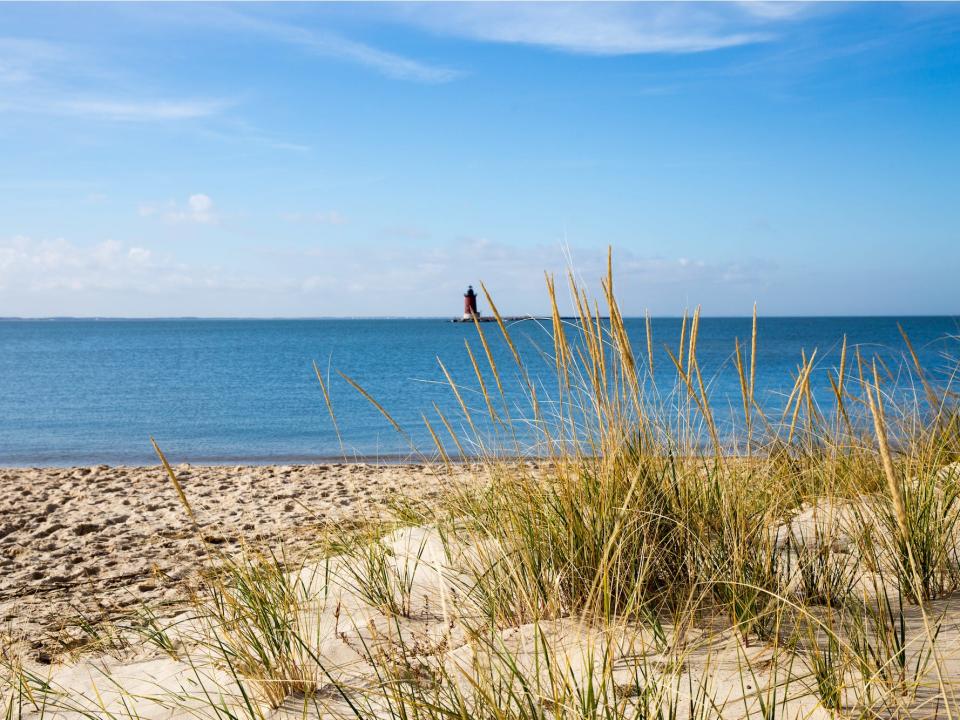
xmin=3 ymin=254 xmax=960 ymax=719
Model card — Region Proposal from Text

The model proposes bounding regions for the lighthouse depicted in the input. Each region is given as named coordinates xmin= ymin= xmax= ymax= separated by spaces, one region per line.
xmin=453 ymin=285 xmax=526 ymax=322
xmin=463 ymin=285 xmax=479 ymax=320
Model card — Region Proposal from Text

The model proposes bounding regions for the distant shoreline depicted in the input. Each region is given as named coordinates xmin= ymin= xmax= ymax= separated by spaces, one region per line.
xmin=1 ymin=314 xmax=958 ymax=321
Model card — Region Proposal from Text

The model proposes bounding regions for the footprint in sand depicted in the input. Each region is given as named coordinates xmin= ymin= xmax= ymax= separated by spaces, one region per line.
xmin=32 ymin=524 xmax=63 ymax=539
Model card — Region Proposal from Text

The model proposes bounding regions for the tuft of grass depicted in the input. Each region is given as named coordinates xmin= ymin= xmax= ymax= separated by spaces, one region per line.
xmin=875 ymin=466 xmax=960 ymax=604
xmin=197 ymin=547 xmax=319 ymax=709
xmin=337 ymin=533 xmax=429 ymax=618
xmin=61 ymin=608 xmax=128 ymax=659
xmin=121 ymin=604 xmax=181 ymax=660
xmin=846 ymin=580 xmax=942 ymax=707
xmin=790 ymin=527 xmax=860 ymax=607
xmin=804 ymin=618 xmax=846 ymax=713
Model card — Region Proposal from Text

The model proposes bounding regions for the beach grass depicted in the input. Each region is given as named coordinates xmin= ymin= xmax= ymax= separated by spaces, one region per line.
xmin=3 ymin=254 xmax=960 ymax=718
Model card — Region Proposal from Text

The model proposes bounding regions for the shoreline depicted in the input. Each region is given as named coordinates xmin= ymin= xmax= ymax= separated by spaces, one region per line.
xmin=0 ymin=454 xmax=553 ymax=470
xmin=0 ymin=458 xmax=468 ymax=470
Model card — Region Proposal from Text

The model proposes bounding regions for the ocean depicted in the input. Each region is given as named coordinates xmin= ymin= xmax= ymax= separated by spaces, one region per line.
xmin=0 ymin=317 xmax=957 ymax=466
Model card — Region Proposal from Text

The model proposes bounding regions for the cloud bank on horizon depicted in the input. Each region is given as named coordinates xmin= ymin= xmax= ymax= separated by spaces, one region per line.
xmin=0 ymin=2 xmax=958 ymax=316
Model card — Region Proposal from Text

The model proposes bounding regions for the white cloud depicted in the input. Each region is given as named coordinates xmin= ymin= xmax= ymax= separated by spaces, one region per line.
xmin=0 ymin=36 xmax=229 ymax=122
xmin=0 ymin=37 xmax=68 ymax=84
xmin=188 ymin=193 xmax=214 ymax=217
xmin=140 ymin=194 xmax=219 ymax=225
xmin=1 ymin=234 xmax=776 ymax=317
xmin=173 ymin=6 xmax=462 ymax=83
xmin=736 ymin=2 xmax=813 ymax=21
xmin=312 ymin=28 xmax=462 ymax=83
xmin=180 ymin=193 xmax=217 ymax=224
xmin=390 ymin=3 xmax=794 ymax=55
xmin=127 ymin=246 xmax=153 ymax=265
xmin=0 ymin=234 xmax=314 ymax=315
xmin=56 ymin=97 xmax=228 ymax=121
xmin=0 ymin=235 xmax=272 ymax=302
xmin=2 ymin=85 xmax=229 ymax=125
xmin=0 ymin=236 xmax=164 ymax=292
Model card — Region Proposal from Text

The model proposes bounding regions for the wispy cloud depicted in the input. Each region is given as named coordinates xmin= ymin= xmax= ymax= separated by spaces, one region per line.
xmin=139 ymin=5 xmax=462 ymax=83
xmin=56 ymin=98 xmax=229 ymax=121
xmin=390 ymin=3 xmax=800 ymax=55
xmin=0 ymin=36 xmax=69 ymax=83
xmin=300 ymin=26 xmax=461 ymax=83
xmin=735 ymin=2 xmax=813 ymax=22
xmin=0 ymin=34 xmax=231 ymax=122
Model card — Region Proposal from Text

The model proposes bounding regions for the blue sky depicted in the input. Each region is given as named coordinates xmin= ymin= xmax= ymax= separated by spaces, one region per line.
xmin=1 ymin=2 xmax=958 ymax=317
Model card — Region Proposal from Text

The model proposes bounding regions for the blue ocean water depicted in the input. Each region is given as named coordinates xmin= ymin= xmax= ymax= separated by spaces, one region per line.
xmin=0 ymin=317 xmax=956 ymax=466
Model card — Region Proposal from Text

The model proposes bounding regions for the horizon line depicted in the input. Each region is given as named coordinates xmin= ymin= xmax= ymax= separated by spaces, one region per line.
xmin=1 ymin=313 xmax=958 ymax=321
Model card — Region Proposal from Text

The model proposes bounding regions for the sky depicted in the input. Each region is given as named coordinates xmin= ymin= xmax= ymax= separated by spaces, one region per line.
xmin=1 ymin=1 xmax=958 ymax=318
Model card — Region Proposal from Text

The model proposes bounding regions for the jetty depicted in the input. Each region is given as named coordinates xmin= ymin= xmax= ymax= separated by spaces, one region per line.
xmin=451 ymin=285 xmax=533 ymax=323
xmin=449 ymin=285 xmax=600 ymax=323
xmin=450 ymin=285 xmax=555 ymax=323
xmin=451 ymin=315 xmax=536 ymax=323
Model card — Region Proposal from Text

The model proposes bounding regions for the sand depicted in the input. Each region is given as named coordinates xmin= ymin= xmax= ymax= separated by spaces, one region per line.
xmin=5 ymin=463 xmax=960 ymax=718
xmin=0 ymin=463 xmax=480 ymax=657
xmin=7 ymin=521 xmax=960 ymax=719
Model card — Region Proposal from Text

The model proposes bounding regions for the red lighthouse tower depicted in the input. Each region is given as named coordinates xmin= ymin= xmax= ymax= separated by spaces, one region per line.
xmin=463 ymin=285 xmax=479 ymax=320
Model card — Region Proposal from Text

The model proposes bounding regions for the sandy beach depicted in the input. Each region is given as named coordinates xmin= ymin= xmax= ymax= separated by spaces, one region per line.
xmin=5 ymin=463 xmax=960 ymax=719
xmin=0 ymin=463 xmax=480 ymax=658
